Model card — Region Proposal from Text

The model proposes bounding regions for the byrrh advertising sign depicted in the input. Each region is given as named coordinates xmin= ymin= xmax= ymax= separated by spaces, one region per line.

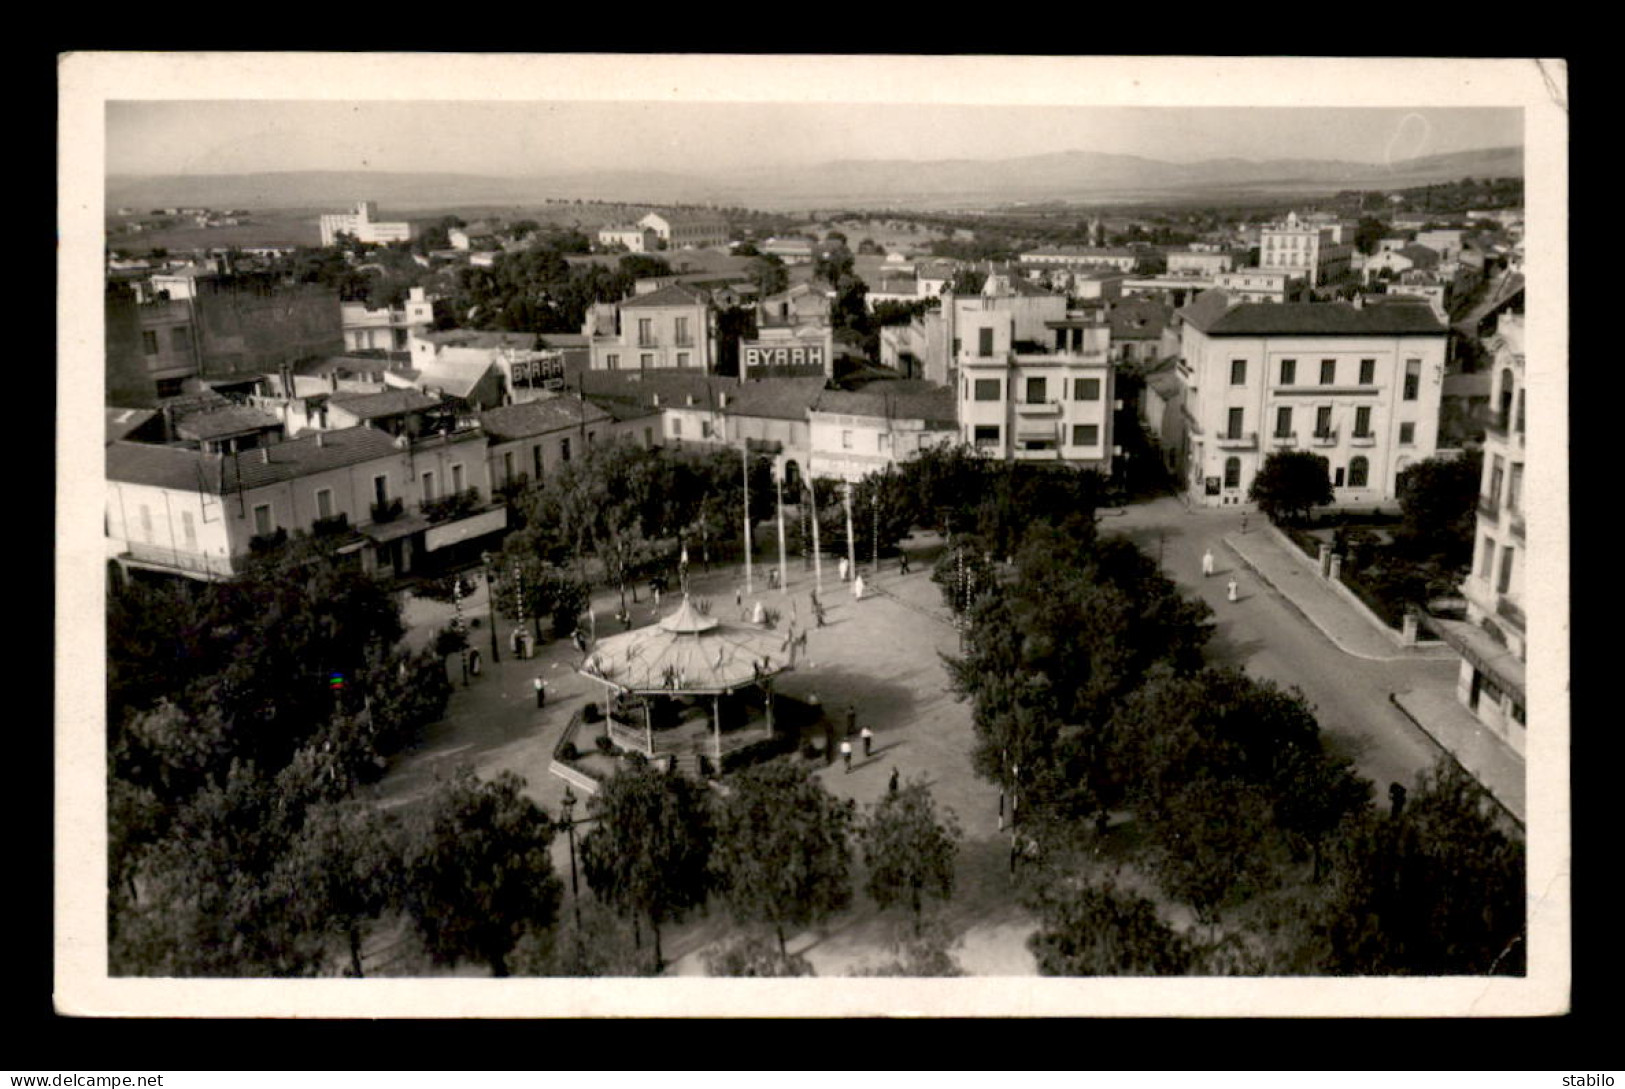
xmin=509 ymin=354 xmax=566 ymax=390
xmin=743 ymin=344 xmax=824 ymax=369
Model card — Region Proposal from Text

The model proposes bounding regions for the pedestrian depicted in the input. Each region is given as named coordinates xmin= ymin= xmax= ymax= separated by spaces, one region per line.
xmin=468 ymin=648 xmax=482 ymax=677
xmin=1201 ymin=548 xmax=1215 ymax=577
xmin=1241 ymin=511 xmax=1249 ymax=534
xmin=811 ymin=592 xmax=826 ymax=628
xmin=653 ymin=584 xmax=662 ymax=610
xmin=853 ymin=574 xmax=865 ymax=601
xmin=898 ymin=551 xmax=911 ymax=576
xmin=768 ymin=567 xmax=780 ymax=590
xmin=534 ymin=676 xmax=546 ymax=708
xmin=1226 ymin=577 xmax=1238 ymax=603
xmin=840 ymin=737 xmax=853 ymax=773
xmin=735 ymin=586 xmax=743 ymax=608
xmin=860 ymin=724 xmax=873 ymax=758
xmin=1389 ymin=781 xmax=1408 ymax=817
xmin=888 ymin=766 xmax=899 ymax=795
xmin=751 ymin=600 xmax=765 ymax=625
xmin=838 ymin=557 xmax=849 ymax=582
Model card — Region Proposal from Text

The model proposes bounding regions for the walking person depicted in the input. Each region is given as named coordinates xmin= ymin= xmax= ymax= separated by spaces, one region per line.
xmin=1226 ymin=576 xmax=1238 ymax=603
xmin=1201 ymin=548 xmax=1215 ymax=578
xmin=838 ymin=557 xmax=849 ymax=583
xmin=888 ymin=766 xmax=899 ymax=795
xmin=898 ymin=550 xmax=911 ymax=576
xmin=534 ymin=676 xmax=546 ymax=708
xmin=860 ymin=724 xmax=874 ymax=759
xmin=1241 ymin=511 xmax=1249 ymax=535
xmin=811 ymin=591 xmax=826 ymax=628
xmin=853 ymin=574 xmax=865 ymax=601
xmin=840 ymin=736 xmax=853 ymax=774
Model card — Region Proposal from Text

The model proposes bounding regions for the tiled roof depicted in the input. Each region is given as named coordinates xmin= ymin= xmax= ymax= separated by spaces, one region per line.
xmin=106 ymin=407 xmax=158 ymax=444
xmin=327 ymin=389 xmax=444 ymax=419
xmin=579 ymin=372 xmax=826 ymax=422
xmin=108 ymin=426 xmax=407 ymax=494
xmin=478 ymin=396 xmax=613 ymax=441
xmin=719 ymin=377 xmax=827 ymax=420
xmin=811 ymin=380 xmax=957 ymax=426
xmin=620 ymin=283 xmax=711 ymax=309
xmin=1178 ymin=290 xmax=1446 ymax=337
xmin=174 ymin=405 xmax=284 ymax=441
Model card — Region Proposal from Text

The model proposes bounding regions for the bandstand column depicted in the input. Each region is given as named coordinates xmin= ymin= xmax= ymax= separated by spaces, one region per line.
xmin=713 ymin=694 xmax=723 ymax=767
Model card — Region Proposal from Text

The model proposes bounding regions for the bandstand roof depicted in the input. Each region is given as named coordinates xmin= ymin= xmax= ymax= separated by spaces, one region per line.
xmin=578 ymin=596 xmax=796 ymax=695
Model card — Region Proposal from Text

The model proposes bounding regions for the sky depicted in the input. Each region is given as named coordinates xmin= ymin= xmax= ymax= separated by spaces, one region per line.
xmin=98 ymin=54 xmax=1527 ymax=178
xmin=105 ymin=100 xmax=1522 ymax=177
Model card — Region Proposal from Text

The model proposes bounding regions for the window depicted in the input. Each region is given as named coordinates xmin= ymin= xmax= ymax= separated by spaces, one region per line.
xmin=1359 ymin=358 xmax=1375 ymax=385
xmin=676 ymin=352 xmax=689 ymax=368
xmin=181 ymin=509 xmax=196 ymax=549
xmin=1224 ymin=457 xmax=1241 ymax=489
xmin=316 ymin=488 xmax=334 ymax=519
xmin=1348 ymin=456 xmax=1369 ymax=488
xmin=142 ymin=330 xmax=159 ymax=355
xmin=1275 ymin=407 xmax=1292 ymax=437
xmin=1399 ymin=422 xmax=1416 ymax=445
xmin=1231 ymin=359 xmax=1247 ymax=385
xmin=675 ymin=316 xmax=689 ymax=344
xmin=1508 ymin=463 xmax=1523 ymax=513
xmin=973 ymin=425 xmax=1000 ymax=446
xmin=451 ymin=464 xmax=465 ymax=492
xmin=978 ymin=328 xmax=994 ymax=357
xmin=1334 ymin=466 xmax=1346 ymax=487
xmin=638 ymin=318 xmax=654 ymax=345
xmin=642 ymin=428 xmax=653 ymax=449
xmin=1489 ymin=455 xmax=1505 ymax=506
xmin=1354 ymin=406 xmax=1372 ymax=437
xmin=640 ymin=353 xmax=654 ymax=369
xmin=1072 ymin=424 xmax=1099 ymax=447
xmin=503 ymin=450 xmax=516 ymax=484
xmin=372 ymin=475 xmax=388 ymax=505
xmin=534 ymin=445 xmax=544 ymax=478
xmin=1074 ymin=377 xmax=1101 ymax=401
xmin=587 ymin=431 xmax=596 ymax=446
xmin=1279 ymin=358 xmax=1296 ymax=385
xmin=842 ymin=430 xmax=853 ymax=449
xmin=1227 ymin=407 xmax=1244 ymax=439
xmin=1315 ymin=406 xmax=1332 ymax=436
xmin=1498 ymin=545 xmax=1515 ymax=594
xmin=1026 ymin=376 xmax=1047 ymax=404
xmin=700 ymin=421 xmax=713 ymax=439
xmin=1479 ymin=535 xmax=1495 ymax=578
xmin=973 ymin=379 xmax=1001 ymax=402
xmin=1319 ymin=359 xmax=1336 ymax=385
xmin=1403 ymin=359 xmax=1421 ymax=401
xmin=253 ymin=503 xmax=273 ymax=536
xmin=606 ymin=353 xmax=619 ymax=370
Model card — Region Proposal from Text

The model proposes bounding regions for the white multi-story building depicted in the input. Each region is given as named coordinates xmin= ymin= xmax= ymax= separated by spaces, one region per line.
xmin=318 ymin=201 xmax=415 ymax=247
xmin=1212 ymin=269 xmax=1306 ymax=304
xmin=808 ymin=382 xmax=959 ymax=482
xmin=1440 ymin=312 xmax=1526 ymax=756
xmin=598 ymin=224 xmax=659 ymax=252
xmin=1257 ymin=211 xmax=1354 ymax=286
xmin=341 ymin=286 xmax=437 ymax=353
xmin=955 ymin=309 xmax=1116 ymax=472
xmin=1167 ymin=249 xmax=1236 ymax=276
xmin=583 ymin=282 xmax=716 ymax=372
xmin=639 ymin=212 xmax=729 ymax=250
xmin=1176 ymin=290 xmax=1447 ymax=507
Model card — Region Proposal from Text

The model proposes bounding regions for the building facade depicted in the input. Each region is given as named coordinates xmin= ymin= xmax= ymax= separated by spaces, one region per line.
xmin=341 ymin=286 xmax=436 ymax=353
xmin=584 ymin=283 xmax=716 ymax=372
xmin=319 ymin=201 xmax=415 ymax=247
xmin=1258 ymin=212 xmax=1355 ymax=286
xmin=1177 ymin=290 xmax=1447 ymax=508
xmin=808 ymin=383 xmax=959 ymax=482
xmin=638 ymin=212 xmax=729 ymax=250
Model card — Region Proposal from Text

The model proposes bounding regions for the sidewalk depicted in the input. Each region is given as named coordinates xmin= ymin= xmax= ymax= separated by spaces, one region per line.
xmin=1223 ymin=527 xmax=1456 ymax=663
xmin=1390 ymin=687 xmax=1526 ymax=826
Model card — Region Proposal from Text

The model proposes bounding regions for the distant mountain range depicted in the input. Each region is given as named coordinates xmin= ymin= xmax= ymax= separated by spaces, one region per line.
xmin=106 ymin=145 xmax=1522 ymax=214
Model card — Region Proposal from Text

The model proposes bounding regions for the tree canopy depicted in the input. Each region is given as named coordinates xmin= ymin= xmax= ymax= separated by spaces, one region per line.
xmin=1249 ymin=450 xmax=1334 ymax=526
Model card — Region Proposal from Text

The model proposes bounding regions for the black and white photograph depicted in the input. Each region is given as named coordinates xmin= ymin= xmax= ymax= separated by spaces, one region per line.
xmin=56 ymin=53 xmax=1569 ymax=1018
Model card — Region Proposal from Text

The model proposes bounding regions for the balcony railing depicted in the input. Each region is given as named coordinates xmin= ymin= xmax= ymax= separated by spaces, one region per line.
xmin=1476 ymin=495 xmax=1501 ymax=523
xmin=420 ymin=486 xmax=484 ymax=525
xmin=1271 ymin=431 xmax=1298 ymax=445
xmin=1496 ymin=594 xmax=1525 ymax=631
xmin=122 ymin=539 xmax=237 ymax=578
xmin=1350 ymin=431 xmax=1377 ymax=447
xmin=1310 ymin=429 xmax=1338 ymax=447
xmin=311 ymin=512 xmax=351 ymax=538
xmin=370 ymin=497 xmax=404 ymax=524
xmin=1215 ymin=430 xmax=1258 ymax=449
xmin=1016 ymin=400 xmax=1063 ymax=416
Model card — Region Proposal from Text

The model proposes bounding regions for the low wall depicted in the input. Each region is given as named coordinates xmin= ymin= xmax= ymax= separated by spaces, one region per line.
xmin=1265 ymin=523 xmax=1443 ymax=650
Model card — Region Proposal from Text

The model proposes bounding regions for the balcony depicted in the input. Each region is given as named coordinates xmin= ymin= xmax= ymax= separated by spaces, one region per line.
xmin=1349 ymin=431 xmax=1377 ymax=447
xmin=1476 ymin=494 xmax=1501 ymax=523
xmin=1509 ymin=510 xmax=1525 ymax=540
xmin=370 ymin=497 xmax=404 ymax=524
xmin=121 ymin=539 xmax=237 ymax=579
xmin=1310 ymin=429 xmax=1338 ymax=447
xmin=1496 ymin=594 xmax=1525 ymax=631
xmin=1214 ymin=430 xmax=1258 ymax=450
xmin=420 ymin=486 xmax=485 ymax=525
xmin=1271 ymin=431 xmax=1298 ymax=447
xmin=1016 ymin=400 xmax=1063 ymax=417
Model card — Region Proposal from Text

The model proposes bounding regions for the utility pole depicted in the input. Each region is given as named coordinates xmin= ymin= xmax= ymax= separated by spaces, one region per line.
xmin=742 ymin=441 xmax=753 ymax=595
xmin=807 ymin=478 xmax=823 ymax=596
xmin=775 ymin=462 xmax=788 ymax=595
xmin=842 ymin=481 xmax=856 ymax=583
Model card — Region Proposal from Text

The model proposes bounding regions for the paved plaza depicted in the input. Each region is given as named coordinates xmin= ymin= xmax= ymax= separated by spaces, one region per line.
xmin=369 ymin=496 xmax=1526 ymax=976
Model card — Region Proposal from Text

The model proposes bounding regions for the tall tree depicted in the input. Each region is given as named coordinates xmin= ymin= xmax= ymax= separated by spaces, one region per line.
xmin=579 ymin=765 xmax=714 ymax=972
xmin=399 ymin=766 xmax=562 ymax=977
xmin=269 ymin=801 xmax=402 ymax=977
xmin=711 ymin=762 xmax=855 ymax=957
xmin=860 ymin=779 xmax=961 ymax=933
xmin=1027 ymin=879 xmax=1196 ymax=976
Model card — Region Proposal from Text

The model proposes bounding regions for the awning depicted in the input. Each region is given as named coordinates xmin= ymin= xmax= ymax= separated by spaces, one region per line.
xmin=360 ymin=514 xmax=430 ymax=545
xmin=424 ymin=506 xmax=508 ymax=552
xmin=1426 ymin=616 xmax=1526 ymax=704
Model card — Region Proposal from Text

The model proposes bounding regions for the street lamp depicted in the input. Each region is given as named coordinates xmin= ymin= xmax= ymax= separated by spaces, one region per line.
xmin=482 ymin=551 xmax=500 ymax=664
xmin=559 ymin=787 xmax=582 ymax=930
